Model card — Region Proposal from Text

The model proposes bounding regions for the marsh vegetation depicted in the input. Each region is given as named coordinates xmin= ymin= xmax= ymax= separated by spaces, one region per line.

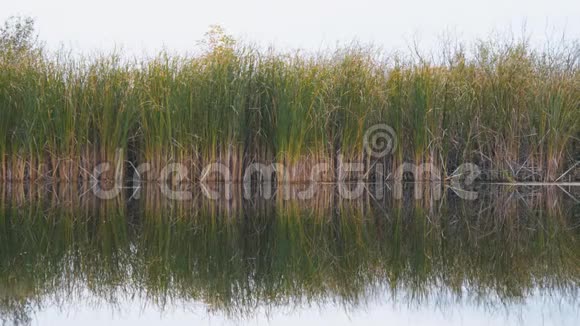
xmin=0 ymin=18 xmax=578 ymax=183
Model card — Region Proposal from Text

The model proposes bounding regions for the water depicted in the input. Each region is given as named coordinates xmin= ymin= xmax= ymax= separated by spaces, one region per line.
xmin=0 ymin=184 xmax=578 ymax=325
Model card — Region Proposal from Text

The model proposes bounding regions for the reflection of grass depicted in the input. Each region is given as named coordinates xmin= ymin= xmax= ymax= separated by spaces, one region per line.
xmin=0 ymin=185 xmax=578 ymax=323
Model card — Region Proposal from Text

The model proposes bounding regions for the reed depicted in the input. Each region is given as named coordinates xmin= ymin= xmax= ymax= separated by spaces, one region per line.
xmin=0 ymin=18 xmax=578 ymax=182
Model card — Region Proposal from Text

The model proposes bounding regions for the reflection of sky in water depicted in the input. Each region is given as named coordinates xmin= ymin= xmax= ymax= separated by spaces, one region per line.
xmin=35 ymin=289 xmax=578 ymax=326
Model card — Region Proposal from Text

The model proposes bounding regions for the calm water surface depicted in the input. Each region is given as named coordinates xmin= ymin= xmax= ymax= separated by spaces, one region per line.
xmin=0 ymin=184 xmax=578 ymax=325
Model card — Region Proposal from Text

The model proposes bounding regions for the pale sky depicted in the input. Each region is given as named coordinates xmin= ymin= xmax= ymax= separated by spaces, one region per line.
xmin=2 ymin=0 xmax=579 ymax=55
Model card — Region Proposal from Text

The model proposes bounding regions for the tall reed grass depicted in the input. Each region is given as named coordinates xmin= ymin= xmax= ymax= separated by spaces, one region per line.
xmin=0 ymin=18 xmax=578 ymax=182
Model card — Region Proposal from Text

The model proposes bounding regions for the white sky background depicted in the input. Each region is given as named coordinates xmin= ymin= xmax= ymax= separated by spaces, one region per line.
xmin=1 ymin=0 xmax=579 ymax=55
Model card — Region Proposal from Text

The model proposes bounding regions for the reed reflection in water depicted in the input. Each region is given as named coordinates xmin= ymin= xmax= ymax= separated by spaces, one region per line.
xmin=0 ymin=183 xmax=578 ymax=325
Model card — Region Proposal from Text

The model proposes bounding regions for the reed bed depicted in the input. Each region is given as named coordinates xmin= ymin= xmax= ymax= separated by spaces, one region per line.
xmin=0 ymin=18 xmax=578 ymax=182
